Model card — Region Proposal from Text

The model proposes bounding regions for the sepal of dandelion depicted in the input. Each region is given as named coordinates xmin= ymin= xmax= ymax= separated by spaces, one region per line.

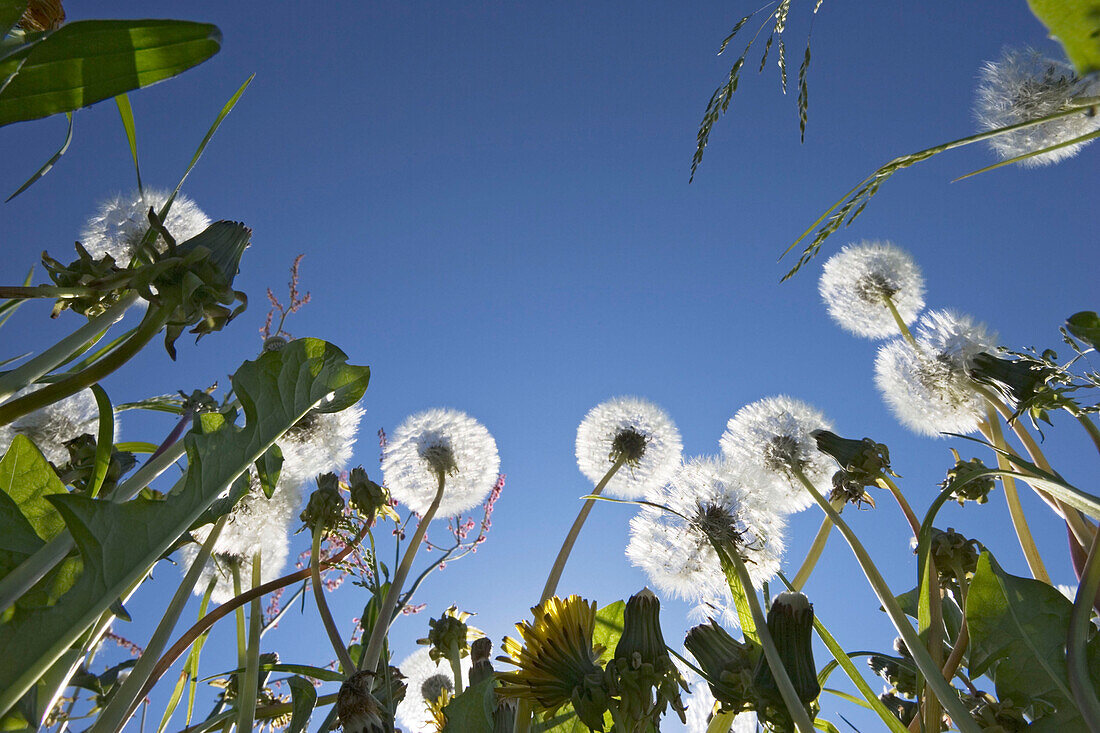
xmin=780 ymin=100 xmax=1100 ymax=281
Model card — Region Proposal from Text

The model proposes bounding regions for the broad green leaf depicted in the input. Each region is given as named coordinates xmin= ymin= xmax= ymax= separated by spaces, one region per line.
xmin=254 ymin=444 xmax=282 ymax=499
xmin=0 ymin=434 xmax=66 ymax=543
xmin=0 ymin=20 xmax=221 ymax=126
xmin=5 ymin=110 xmax=71 ymax=201
xmin=1067 ymin=311 xmax=1100 ymax=351
xmin=1028 ymin=0 xmax=1100 ymax=74
xmin=966 ymin=552 xmax=1078 ymax=720
xmin=0 ymin=2 xmax=28 ymax=38
xmin=286 ymin=676 xmax=317 ymax=733
xmin=441 ymin=677 xmax=495 ymax=732
xmin=0 ymin=338 xmax=369 ymax=715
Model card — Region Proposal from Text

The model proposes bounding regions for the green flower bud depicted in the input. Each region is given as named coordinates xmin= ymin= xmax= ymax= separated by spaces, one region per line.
xmin=610 ymin=588 xmax=687 ymax=725
xmin=880 ymin=691 xmax=918 ymax=726
xmin=300 ymin=473 xmax=345 ymax=530
xmin=813 ymin=430 xmax=895 ymax=506
xmin=754 ymin=592 xmax=820 ymax=706
xmin=930 ymin=527 xmax=981 ymax=584
xmin=684 ymin=620 xmax=759 ymax=711
xmin=469 ymin=636 xmax=495 ymax=687
xmin=417 ymin=606 xmax=478 ymax=663
xmin=942 ymin=455 xmax=996 ymax=505
xmin=348 ymin=466 xmax=394 ymax=522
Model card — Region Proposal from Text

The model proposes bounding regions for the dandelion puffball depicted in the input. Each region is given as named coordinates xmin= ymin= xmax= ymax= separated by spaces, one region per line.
xmin=874 ymin=309 xmax=997 ymax=437
xmin=395 ymin=648 xmax=472 ymax=733
xmin=818 ymin=241 xmax=925 ymax=339
xmin=79 ymin=188 xmax=210 ymax=264
xmin=627 ymin=457 xmax=785 ymax=617
xmin=719 ymin=395 xmax=834 ymax=513
xmin=0 ymin=387 xmax=114 ymax=466
xmin=575 ymin=396 xmax=682 ymax=499
xmin=277 ymin=403 xmax=365 ymax=486
xmin=382 ymin=408 xmax=500 ymax=517
xmin=975 ymin=48 xmax=1100 ymax=166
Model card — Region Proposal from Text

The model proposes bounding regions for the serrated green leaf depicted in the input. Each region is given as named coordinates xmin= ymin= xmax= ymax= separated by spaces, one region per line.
xmin=966 ymin=552 xmax=1079 ymax=720
xmin=0 ymin=20 xmax=221 ymax=127
xmin=1067 ymin=311 xmax=1100 ymax=351
xmin=441 ymin=677 xmax=495 ymax=732
xmin=286 ymin=676 xmax=317 ymax=733
xmin=0 ymin=434 xmax=66 ymax=544
xmin=254 ymin=443 xmax=282 ymax=499
xmin=0 ymin=338 xmax=369 ymax=715
xmin=1028 ymin=0 xmax=1100 ymax=74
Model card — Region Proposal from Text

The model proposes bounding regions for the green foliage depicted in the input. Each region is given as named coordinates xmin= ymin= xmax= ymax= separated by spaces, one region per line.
xmin=1067 ymin=311 xmax=1100 ymax=351
xmin=442 ymin=677 xmax=495 ymax=731
xmin=1028 ymin=0 xmax=1100 ymax=74
xmin=966 ymin=552 xmax=1097 ymax=727
xmin=0 ymin=338 xmax=370 ymax=716
xmin=285 ymin=676 xmax=318 ymax=733
xmin=0 ymin=20 xmax=221 ymax=127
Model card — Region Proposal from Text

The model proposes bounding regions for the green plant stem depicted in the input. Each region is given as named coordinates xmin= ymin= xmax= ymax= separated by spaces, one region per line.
xmin=540 ymin=455 xmax=628 ymax=603
xmin=361 ymin=473 xmax=446 ymax=674
xmin=877 ymin=475 xmax=920 ymax=537
xmin=790 ymin=497 xmax=845 ymax=590
xmin=176 ymin=694 xmax=340 ymax=733
xmin=0 ymin=292 xmax=138 ymax=403
xmin=237 ymin=553 xmax=263 ymax=733
xmin=1068 ymin=527 xmax=1100 ymax=731
xmin=447 ymin=640 xmax=464 ymax=695
xmin=0 ymin=432 xmax=187 ymax=617
xmin=0 ymin=306 xmax=168 ymax=427
xmin=92 ymin=516 xmax=228 ymax=733
xmin=884 ymin=295 xmax=918 ymax=348
xmin=940 ymin=573 xmax=970 ymax=686
xmin=979 ymin=411 xmax=1052 ymax=584
xmin=790 ymin=467 xmax=982 ymax=733
xmin=1079 ymin=414 xmax=1100 ymax=457
xmin=232 ymin=562 xmax=246 ymax=668
xmin=721 ymin=545 xmax=815 ymax=733
xmin=311 ymin=519 xmax=356 ymax=673
xmin=0 ymin=285 xmax=104 ymax=299
xmin=706 ymin=710 xmax=736 ymax=733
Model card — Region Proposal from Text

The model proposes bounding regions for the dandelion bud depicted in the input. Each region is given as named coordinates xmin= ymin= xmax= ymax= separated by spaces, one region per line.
xmin=929 ymin=527 xmax=981 ymax=584
xmin=262 ymin=335 xmax=289 ymax=352
xmin=942 ymin=456 xmax=996 ymax=505
xmin=683 ymin=620 xmax=759 ymax=711
xmin=300 ymin=473 xmax=345 ymax=529
xmin=880 ymin=691 xmax=918 ymax=726
xmin=753 ymin=592 xmax=820 ymax=706
xmin=336 ymin=671 xmax=389 ymax=733
xmin=348 ymin=466 xmax=390 ymax=520
xmin=970 ymin=353 xmax=1057 ymax=418
xmin=469 ymin=637 xmax=495 ymax=687
xmin=869 ymin=651 xmax=918 ymax=698
xmin=59 ymin=434 xmax=136 ymax=496
xmin=610 ymin=588 xmax=687 ymax=725
xmin=417 ymin=605 xmax=479 ymax=664
xmin=968 ymin=695 xmax=1028 ymax=732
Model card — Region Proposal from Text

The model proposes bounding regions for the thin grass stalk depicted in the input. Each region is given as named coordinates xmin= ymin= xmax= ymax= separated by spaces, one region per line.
xmin=706 ymin=710 xmax=737 ymax=733
xmin=540 ymin=454 xmax=628 ymax=602
xmin=93 ymin=516 xmax=228 ymax=733
xmin=790 ymin=497 xmax=845 ymax=590
xmin=1079 ymin=414 xmax=1100 ymax=456
xmin=0 ymin=292 xmax=138 ymax=403
xmin=1067 ymin=525 xmax=1100 ymax=730
xmin=790 ymin=467 xmax=982 ymax=733
xmin=311 ymin=519 xmax=355 ymax=673
xmin=360 ymin=473 xmax=446 ymax=674
xmin=237 ymin=554 xmax=263 ymax=733
xmin=979 ymin=410 xmax=1051 ymax=583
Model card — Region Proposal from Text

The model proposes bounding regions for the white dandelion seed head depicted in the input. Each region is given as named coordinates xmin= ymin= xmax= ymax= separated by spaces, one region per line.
xmin=719 ymin=396 xmax=834 ymax=513
xmin=1 ymin=386 xmax=117 ymax=466
xmin=181 ymin=472 xmax=298 ymax=604
xmin=277 ymin=403 xmax=365 ymax=486
xmin=79 ymin=188 xmax=211 ymax=263
xmin=382 ymin=408 xmax=500 ymax=517
xmin=627 ymin=457 xmax=785 ymax=616
xmin=395 ymin=647 xmax=472 ymax=733
xmin=818 ymin=240 xmax=926 ymax=339
xmin=975 ymin=48 xmax=1100 ymax=166
xmin=575 ymin=396 xmax=683 ymax=499
xmin=874 ymin=310 xmax=996 ymax=437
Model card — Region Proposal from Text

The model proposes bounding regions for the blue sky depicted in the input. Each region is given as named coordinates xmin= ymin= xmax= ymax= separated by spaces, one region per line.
xmin=3 ymin=2 xmax=1099 ymax=730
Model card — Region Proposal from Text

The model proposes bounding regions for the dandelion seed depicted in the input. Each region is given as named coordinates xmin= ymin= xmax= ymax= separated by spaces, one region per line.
xmin=277 ymin=403 xmax=364 ymax=486
xmin=382 ymin=409 xmax=499 ymax=517
xmin=975 ymin=48 xmax=1100 ymax=166
xmin=818 ymin=240 xmax=925 ymax=339
xmin=395 ymin=647 xmax=472 ymax=733
xmin=575 ymin=396 xmax=682 ymax=499
xmin=720 ymin=396 xmax=834 ymax=513
xmin=627 ymin=457 xmax=785 ymax=619
xmin=0 ymin=387 xmax=114 ymax=466
xmin=874 ymin=309 xmax=996 ymax=437
xmin=681 ymin=668 xmax=759 ymax=733
xmin=80 ymin=189 xmax=211 ymax=263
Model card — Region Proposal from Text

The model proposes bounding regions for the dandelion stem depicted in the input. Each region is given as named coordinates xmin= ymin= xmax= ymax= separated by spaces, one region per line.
xmin=791 ymin=467 xmax=982 ymax=733
xmin=237 ymin=553 xmax=263 ymax=733
xmin=361 ymin=473 xmax=447 ymax=674
xmin=1067 ymin=525 xmax=1100 ymax=730
xmin=706 ymin=710 xmax=736 ymax=733
xmin=311 ymin=519 xmax=356 ymax=673
xmin=978 ymin=410 xmax=1051 ymax=584
xmin=1078 ymin=414 xmax=1100 ymax=457
xmin=884 ymin=295 xmax=918 ymax=348
xmin=877 ymin=475 xmax=920 ymax=537
xmin=720 ymin=544 xmax=815 ymax=733
xmin=447 ymin=640 xmax=465 ymax=695
xmin=540 ymin=455 xmax=628 ymax=602
xmin=790 ymin=497 xmax=845 ymax=590
xmin=232 ymin=561 xmax=246 ymax=669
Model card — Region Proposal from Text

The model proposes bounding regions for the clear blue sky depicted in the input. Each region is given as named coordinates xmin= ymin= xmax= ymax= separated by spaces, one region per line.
xmin=3 ymin=2 xmax=1098 ymax=730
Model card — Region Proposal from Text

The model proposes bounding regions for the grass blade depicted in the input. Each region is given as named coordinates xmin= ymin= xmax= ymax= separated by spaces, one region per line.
xmin=114 ymin=94 xmax=143 ymax=197
xmin=5 ymin=111 xmax=72 ymax=201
